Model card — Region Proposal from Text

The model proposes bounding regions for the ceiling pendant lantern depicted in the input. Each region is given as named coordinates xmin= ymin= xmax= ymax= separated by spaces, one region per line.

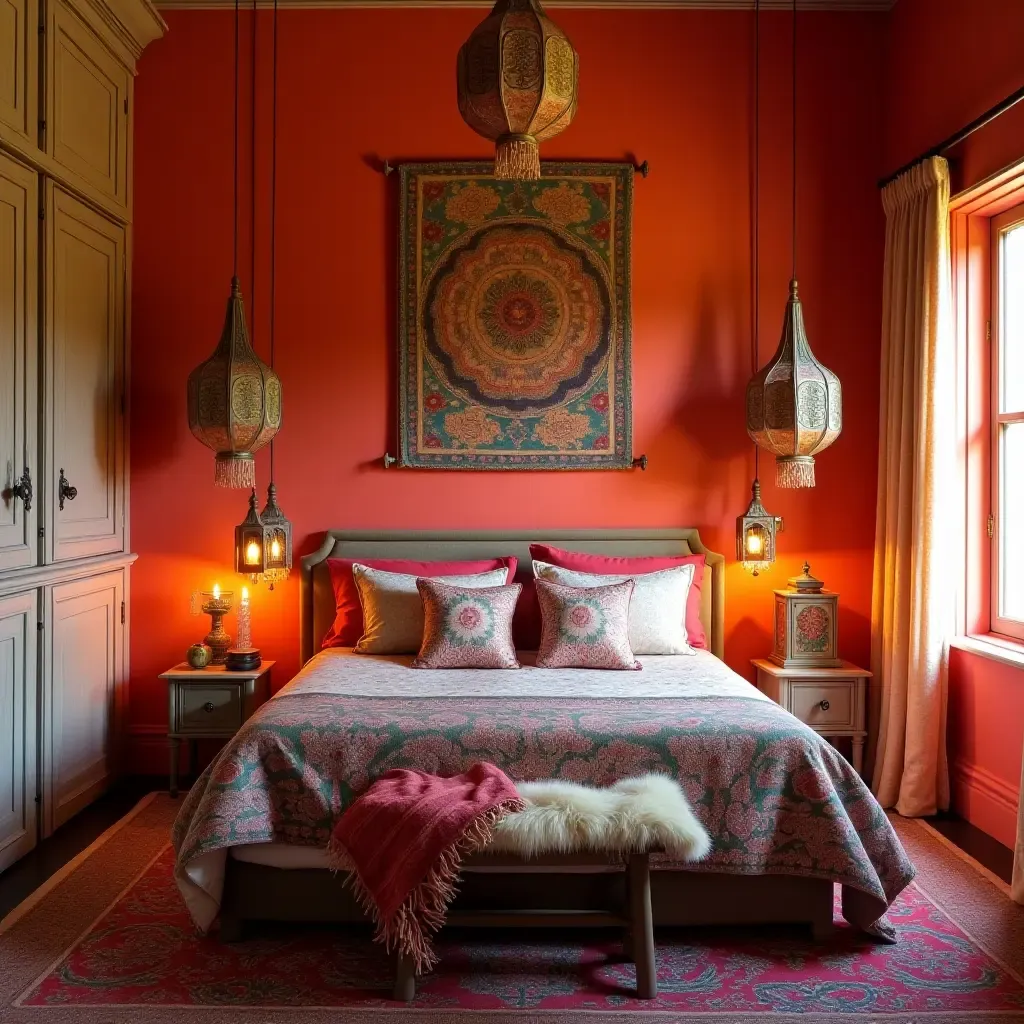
xmin=187 ymin=280 xmax=281 ymax=488
xmin=745 ymin=0 xmax=841 ymax=489
xmin=737 ymin=479 xmax=778 ymax=576
xmin=736 ymin=0 xmax=781 ymax=576
xmin=745 ymin=279 xmax=841 ymax=488
xmin=457 ymin=0 xmax=579 ymax=180
xmin=186 ymin=0 xmax=280 ymax=489
xmin=258 ymin=482 xmax=292 ymax=588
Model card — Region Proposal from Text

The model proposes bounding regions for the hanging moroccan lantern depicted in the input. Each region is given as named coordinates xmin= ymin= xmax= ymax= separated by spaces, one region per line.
xmin=737 ymin=479 xmax=781 ymax=576
xmin=457 ymin=0 xmax=579 ymax=180
xmin=187 ymin=277 xmax=281 ymax=488
xmin=746 ymin=279 xmax=841 ymax=488
xmin=258 ymin=482 xmax=292 ymax=589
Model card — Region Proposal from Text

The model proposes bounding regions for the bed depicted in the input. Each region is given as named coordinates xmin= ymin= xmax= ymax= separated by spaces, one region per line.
xmin=172 ymin=529 xmax=914 ymax=943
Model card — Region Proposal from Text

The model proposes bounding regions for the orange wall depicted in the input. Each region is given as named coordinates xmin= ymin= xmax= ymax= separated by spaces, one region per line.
xmin=885 ymin=0 xmax=1024 ymax=844
xmin=129 ymin=9 xmax=886 ymax=768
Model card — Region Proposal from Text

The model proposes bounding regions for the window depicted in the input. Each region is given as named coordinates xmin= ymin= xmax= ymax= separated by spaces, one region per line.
xmin=992 ymin=202 xmax=1024 ymax=640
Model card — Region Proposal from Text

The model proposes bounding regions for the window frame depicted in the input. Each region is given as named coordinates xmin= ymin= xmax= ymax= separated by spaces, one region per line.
xmin=990 ymin=202 xmax=1024 ymax=641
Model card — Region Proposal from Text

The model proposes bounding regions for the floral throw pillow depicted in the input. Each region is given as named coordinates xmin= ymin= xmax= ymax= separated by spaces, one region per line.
xmin=413 ymin=579 xmax=522 ymax=670
xmin=535 ymin=578 xmax=641 ymax=671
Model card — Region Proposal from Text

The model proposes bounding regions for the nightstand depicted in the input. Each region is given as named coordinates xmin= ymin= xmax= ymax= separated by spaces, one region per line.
xmin=752 ymin=658 xmax=870 ymax=775
xmin=160 ymin=661 xmax=274 ymax=796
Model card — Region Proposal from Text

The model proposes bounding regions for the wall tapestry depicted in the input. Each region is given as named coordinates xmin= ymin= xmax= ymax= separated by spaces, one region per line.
xmin=398 ymin=162 xmax=633 ymax=469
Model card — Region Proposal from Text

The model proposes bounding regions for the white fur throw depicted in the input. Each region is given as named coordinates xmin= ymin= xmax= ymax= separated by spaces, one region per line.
xmin=485 ymin=774 xmax=711 ymax=862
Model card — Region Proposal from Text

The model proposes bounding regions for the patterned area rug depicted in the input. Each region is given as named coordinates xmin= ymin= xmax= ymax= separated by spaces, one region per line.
xmin=2 ymin=794 xmax=1024 ymax=1023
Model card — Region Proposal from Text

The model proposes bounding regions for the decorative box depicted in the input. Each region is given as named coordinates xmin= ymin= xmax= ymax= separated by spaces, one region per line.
xmin=770 ymin=562 xmax=841 ymax=669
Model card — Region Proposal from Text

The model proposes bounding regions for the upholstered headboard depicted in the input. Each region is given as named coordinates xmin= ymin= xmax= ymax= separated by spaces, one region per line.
xmin=299 ymin=529 xmax=725 ymax=665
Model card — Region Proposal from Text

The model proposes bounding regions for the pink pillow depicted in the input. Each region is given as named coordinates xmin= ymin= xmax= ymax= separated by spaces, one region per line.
xmin=529 ymin=544 xmax=707 ymax=649
xmin=322 ymin=556 xmax=518 ymax=649
xmin=535 ymin=578 xmax=641 ymax=671
xmin=413 ymin=580 xmax=521 ymax=670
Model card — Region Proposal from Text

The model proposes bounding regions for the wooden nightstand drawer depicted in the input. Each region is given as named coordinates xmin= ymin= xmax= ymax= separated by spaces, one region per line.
xmin=176 ymin=685 xmax=242 ymax=734
xmin=790 ymin=682 xmax=854 ymax=729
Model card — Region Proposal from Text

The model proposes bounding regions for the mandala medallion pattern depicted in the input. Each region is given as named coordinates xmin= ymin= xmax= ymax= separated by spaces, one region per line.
xmin=400 ymin=163 xmax=633 ymax=468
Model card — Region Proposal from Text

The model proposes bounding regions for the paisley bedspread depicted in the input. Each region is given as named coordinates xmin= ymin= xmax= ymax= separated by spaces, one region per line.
xmin=172 ymin=650 xmax=914 ymax=939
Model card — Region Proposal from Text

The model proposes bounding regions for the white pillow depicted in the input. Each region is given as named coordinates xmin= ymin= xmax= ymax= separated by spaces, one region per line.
xmin=352 ymin=564 xmax=511 ymax=655
xmin=532 ymin=560 xmax=696 ymax=656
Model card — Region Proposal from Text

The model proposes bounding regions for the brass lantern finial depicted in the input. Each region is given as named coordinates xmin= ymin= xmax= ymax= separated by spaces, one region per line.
xmin=457 ymin=0 xmax=579 ymax=180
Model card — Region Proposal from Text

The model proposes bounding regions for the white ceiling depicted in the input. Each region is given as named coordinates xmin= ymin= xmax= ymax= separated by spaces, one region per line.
xmin=153 ymin=0 xmax=897 ymax=12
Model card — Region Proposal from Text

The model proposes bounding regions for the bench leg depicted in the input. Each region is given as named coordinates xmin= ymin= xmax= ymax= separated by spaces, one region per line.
xmin=394 ymin=950 xmax=416 ymax=1002
xmin=628 ymin=853 xmax=657 ymax=999
xmin=621 ymin=867 xmax=633 ymax=959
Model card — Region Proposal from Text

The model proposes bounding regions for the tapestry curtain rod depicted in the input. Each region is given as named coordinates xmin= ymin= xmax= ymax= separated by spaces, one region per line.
xmin=878 ymin=84 xmax=1024 ymax=189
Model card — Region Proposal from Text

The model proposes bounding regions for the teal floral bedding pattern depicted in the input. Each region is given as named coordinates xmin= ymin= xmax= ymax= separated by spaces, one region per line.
xmin=172 ymin=693 xmax=914 ymax=939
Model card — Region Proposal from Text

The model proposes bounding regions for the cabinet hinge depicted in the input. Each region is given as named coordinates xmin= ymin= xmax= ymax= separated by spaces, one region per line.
xmin=38 ymin=526 xmax=44 ymax=538
xmin=986 ymin=320 xmax=992 ymax=343
xmin=38 ymin=203 xmax=44 ymax=222
xmin=987 ymin=513 xmax=995 ymax=539
xmin=124 ymin=96 xmax=128 ymax=116
xmin=121 ymin=600 xmax=125 ymax=625
xmin=36 ymin=621 xmax=44 ymax=632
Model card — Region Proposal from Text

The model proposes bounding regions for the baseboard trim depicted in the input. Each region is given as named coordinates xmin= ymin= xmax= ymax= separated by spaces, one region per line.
xmin=950 ymin=758 xmax=1020 ymax=850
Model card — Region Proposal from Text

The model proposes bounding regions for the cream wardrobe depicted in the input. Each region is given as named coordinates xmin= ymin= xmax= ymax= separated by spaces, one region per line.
xmin=0 ymin=0 xmax=163 ymax=870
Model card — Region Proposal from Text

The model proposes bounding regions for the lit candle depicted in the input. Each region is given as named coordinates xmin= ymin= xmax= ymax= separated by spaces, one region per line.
xmin=746 ymin=532 xmax=763 ymax=556
xmin=212 ymin=583 xmax=221 ymax=601
xmin=245 ymin=540 xmax=261 ymax=565
xmin=270 ymin=538 xmax=281 ymax=559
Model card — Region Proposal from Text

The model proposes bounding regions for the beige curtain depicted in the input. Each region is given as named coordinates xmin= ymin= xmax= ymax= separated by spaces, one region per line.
xmin=869 ymin=156 xmax=954 ymax=818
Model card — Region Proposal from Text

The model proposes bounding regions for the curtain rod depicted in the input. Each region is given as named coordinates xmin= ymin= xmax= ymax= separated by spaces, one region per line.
xmin=878 ymin=84 xmax=1024 ymax=189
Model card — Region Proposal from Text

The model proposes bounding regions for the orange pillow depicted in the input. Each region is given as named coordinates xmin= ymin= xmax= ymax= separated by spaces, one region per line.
xmin=322 ymin=556 xmax=518 ymax=649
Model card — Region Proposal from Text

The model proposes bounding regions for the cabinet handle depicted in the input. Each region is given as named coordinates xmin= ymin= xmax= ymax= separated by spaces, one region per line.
xmin=203 ymin=701 xmax=215 ymax=713
xmin=58 ymin=469 xmax=78 ymax=511
xmin=8 ymin=466 xmax=32 ymax=512
xmin=819 ymin=699 xmax=830 ymax=711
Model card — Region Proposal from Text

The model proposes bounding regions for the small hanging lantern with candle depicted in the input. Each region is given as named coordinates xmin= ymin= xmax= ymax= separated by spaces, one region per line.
xmin=457 ymin=0 xmax=579 ymax=180
xmin=737 ymin=479 xmax=782 ymax=576
xmin=235 ymin=489 xmax=268 ymax=581
xmin=258 ymin=482 xmax=292 ymax=589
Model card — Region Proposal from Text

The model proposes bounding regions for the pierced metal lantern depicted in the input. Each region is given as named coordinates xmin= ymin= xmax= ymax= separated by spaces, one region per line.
xmin=457 ymin=0 xmax=579 ymax=180
xmin=187 ymin=277 xmax=282 ymax=488
xmin=235 ymin=488 xmax=268 ymax=579
xmin=746 ymin=279 xmax=842 ymax=488
xmin=736 ymin=479 xmax=780 ymax=576
xmin=258 ymin=482 xmax=292 ymax=589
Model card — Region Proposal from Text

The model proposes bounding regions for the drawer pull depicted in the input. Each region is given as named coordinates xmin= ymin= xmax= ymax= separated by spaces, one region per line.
xmin=203 ymin=701 xmax=216 ymax=713
xmin=819 ymin=699 xmax=830 ymax=711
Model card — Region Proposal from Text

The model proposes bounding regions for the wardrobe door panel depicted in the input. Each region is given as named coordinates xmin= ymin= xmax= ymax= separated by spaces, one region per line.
xmin=45 ymin=184 xmax=124 ymax=563
xmin=0 ymin=151 xmax=36 ymax=571
xmin=46 ymin=0 xmax=128 ymax=205
xmin=0 ymin=0 xmax=36 ymax=141
xmin=43 ymin=569 xmax=121 ymax=834
xmin=0 ymin=589 xmax=37 ymax=871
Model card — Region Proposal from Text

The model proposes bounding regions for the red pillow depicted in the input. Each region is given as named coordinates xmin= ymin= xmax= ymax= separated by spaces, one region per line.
xmin=528 ymin=544 xmax=707 ymax=649
xmin=322 ymin=556 xmax=518 ymax=649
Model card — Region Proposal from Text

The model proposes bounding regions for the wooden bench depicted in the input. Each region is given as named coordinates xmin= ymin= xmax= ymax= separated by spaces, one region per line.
xmin=393 ymin=849 xmax=657 ymax=1002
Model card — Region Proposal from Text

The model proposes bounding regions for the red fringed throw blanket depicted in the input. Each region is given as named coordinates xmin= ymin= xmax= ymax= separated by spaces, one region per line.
xmin=329 ymin=763 xmax=523 ymax=972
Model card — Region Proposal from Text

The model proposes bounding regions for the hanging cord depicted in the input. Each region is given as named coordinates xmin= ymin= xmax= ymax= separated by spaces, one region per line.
xmin=752 ymin=0 xmax=760 ymax=481
xmin=232 ymin=0 xmax=239 ymax=277
xmin=791 ymin=0 xmax=797 ymax=281
xmin=250 ymin=0 xmax=257 ymax=338
xmin=269 ymin=0 xmax=278 ymax=484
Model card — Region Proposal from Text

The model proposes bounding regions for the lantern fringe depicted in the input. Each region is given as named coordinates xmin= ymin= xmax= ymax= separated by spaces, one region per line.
xmin=215 ymin=455 xmax=256 ymax=489
xmin=776 ymin=457 xmax=815 ymax=489
xmin=495 ymin=136 xmax=540 ymax=180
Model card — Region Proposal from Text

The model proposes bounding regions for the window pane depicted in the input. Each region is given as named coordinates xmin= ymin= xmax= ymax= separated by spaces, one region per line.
xmin=1002 ymin=223 xmax=1024 ymax=413
xmin=999 ymin=421 xmax=1024 ymax=622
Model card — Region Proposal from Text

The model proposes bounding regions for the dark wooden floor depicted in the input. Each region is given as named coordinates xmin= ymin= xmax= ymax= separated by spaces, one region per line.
xmin=0 ymin=780 xmax=1015 ymax=920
